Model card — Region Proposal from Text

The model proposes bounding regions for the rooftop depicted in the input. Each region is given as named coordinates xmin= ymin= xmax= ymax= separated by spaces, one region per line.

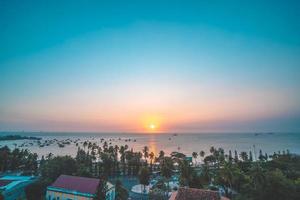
xmin=50 ymin=175 xmax=100 ymax=195
xmin=0 ymin=176 xmax=35 ymax=190
xmin=169 ymin=187 xmax=229 ymax=200
xmin=0 ymin=180 xmax=13 ymax=187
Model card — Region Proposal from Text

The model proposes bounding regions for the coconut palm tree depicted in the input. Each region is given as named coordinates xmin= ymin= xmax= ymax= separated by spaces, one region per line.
xmin=46 ymin=152 xmax=53 ymax=160
xmin=83 ymin=141 xmax=88 ymax=150
xmin=103 ymin=141 xmax=108 ymax=152
xmin=142 ymin=146 xmax=149 ymax=165
xmin=234 ymin=150 xmax=239 ymax=163
xmin=139 ymin=167 xmax=150 ymax=194
xmin=240 ymin=151 xmax=248 ymax=162
xmin=199 ymin=150 xmax=205 ymax=163
xmin=201 ymin=163 xmax=211 ymax=185
xmin=216 ymin=162 xmax=234 ymax=197
xmin=159 ymin=150 xmax=165 ymax=160
xmin=210 ymin=146 xmax=215 ymax=154
xmin=149 ymin=152 xmax=155 ymax=171
xmin=160 ymin=157 xmax=174 ymax=192
xmin=228 ymin=150 xmax=233 ymax=163
xmin=192 ymin=152 xmax=198 ymax=166
xmin=119 ymin=146 xmax=126 ymax=175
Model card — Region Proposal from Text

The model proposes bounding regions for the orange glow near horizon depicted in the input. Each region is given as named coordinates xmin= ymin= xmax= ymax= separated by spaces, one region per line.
xmin=140 ymin=114 xmax=163 ymax=132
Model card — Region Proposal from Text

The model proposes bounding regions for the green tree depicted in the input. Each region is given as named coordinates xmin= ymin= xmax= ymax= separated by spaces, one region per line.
xmin=160 ymin=157 xmax=174 ymax=191
xmin=0 ymin=192 xmax=4 ymax=200
xmin=199 ymin=150 xmax=205 ymax=163
xmin=115 ymin=180 xmax=129 ymax=200
xmin=94 ymin=176 xmax=108 ymax=200
xmin=149 ymin=188 xmax=167 ymax=200
xmin=159 ymin=150 xmax=165 ymax=159
xmin=149 ymin=152 xmax=155 ymax=171
xmin=234 ymin=150 xmax=239 ymax=163
xmin=40 ymin=156 xmax=77 ymax=182
xmin=139 ymin=167 xmax=150 ymax=194
xmin=228 ymin=150 xmax=233 ymax=163
xmin=25 ymin=180 xmax=48 ymax=200
xmin=143 ymin=146 xmax=149 ymax=164
xmin=192 ymin=152 xmax=198 ymax=165
xmin=215 ymin=162 xmax=234 ymax=198
xmin=240 ymin=151 xmax=248 ymax=162
xmin=201 ymin=163 xmax=211 ymax=185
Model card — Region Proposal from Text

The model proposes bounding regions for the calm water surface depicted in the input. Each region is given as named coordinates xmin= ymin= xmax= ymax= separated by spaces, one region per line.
xmin=0 ymin=132 xmax=299 ymax=159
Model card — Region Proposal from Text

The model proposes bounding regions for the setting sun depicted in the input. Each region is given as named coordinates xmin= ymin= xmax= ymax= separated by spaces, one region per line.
xmin=140 ymin=114 xmax=163 ymax=132
xmin=149 ymin=123 xmax=156 ymax=130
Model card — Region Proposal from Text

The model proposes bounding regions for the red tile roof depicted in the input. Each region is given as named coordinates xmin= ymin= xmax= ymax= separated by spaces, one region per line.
xmin=170 ymin=187 xmax=222 ymax=200
xmin=51 ymin=175 xmax=100 ymax=194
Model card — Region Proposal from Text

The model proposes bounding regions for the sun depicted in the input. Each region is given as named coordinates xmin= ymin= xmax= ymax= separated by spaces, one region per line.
xmin=149 ymin=123 xmax=156 ymax=130
xmin=140 ymin=114 xmax=163 ymax=132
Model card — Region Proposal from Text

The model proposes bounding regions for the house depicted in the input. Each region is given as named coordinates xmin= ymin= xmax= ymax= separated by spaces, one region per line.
xmin=46 ymin=175 xmax=115 ymax=200
xmin=169 ymin=187 xmax=230 ymax=200
xmin=0 ymin=175 xmax=37 ymax=200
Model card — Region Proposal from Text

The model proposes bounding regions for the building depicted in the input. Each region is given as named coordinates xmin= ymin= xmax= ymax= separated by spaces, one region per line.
xmin=169 ymin=187 xmax=230 ymax=200
xmin=0 ymin=175 xmax=37 ymax=200
xmin=46 ymin=175 xmax=115 ymax=200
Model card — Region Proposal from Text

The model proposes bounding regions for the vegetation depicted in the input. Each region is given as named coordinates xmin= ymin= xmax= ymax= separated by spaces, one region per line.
xmin=179 ymin=147 xmax=300 ymax=200
xmin=149 ymin=188 xmax=166 ymax=200
xmin=0 ymin=146 xmax=38 ymax=173
xmin=139 ymin=167 xmax=150 ymax=193
xmin=1 ymin=141 xmax=299 ymax=200
xmin=25 ymin=180 xmax=48 ymax=200
xmin=94 ymin=176 xmax=108 ymax=200
xmin=115 ymin=180 xmax=129 ymax=200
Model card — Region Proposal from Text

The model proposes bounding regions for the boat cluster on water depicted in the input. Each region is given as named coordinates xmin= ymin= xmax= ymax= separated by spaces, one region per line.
xmin=1 ymin=135 xmax=139 ymax=150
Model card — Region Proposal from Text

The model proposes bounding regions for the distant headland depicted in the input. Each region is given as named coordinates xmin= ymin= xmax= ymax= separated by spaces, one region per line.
xmin=0 ymin=135 xmax=41 ymax=141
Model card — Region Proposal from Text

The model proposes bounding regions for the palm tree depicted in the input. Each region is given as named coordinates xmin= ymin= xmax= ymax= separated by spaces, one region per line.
xmin=159 ymin=150 xmax=165 ymax=160
xmin=200 ymin=150 xmax=205 ymax=163
xmin=97 ymin=147 xmax=102 ymax=156
xmin=178 ymin=160 xmax=194 ymax=187
xmin=119 ymin=146 xmax=126 ymax=175
xmin=103 ymin=141 xmax=108 ymax=152
xmin=217 ymin=162 xmax=234 ymax=197
xmin=249 ymin=151 xmax=253 ymax=161
xmin=88 ymin=142 xmax=92 ymax=150
xmin=201 ymin=163 xmax=211 ymax=185
xmin=200 ymin=150 xmax=205 ymax=158
xmin=142 ymin=146 xmax=149 ymax=165
xmin=240 ymin=151 xmax=248 ymax=162
xmin=139 ymin=167 xmax=150 ymax=194
xmin=83 ymin=141 xmax=88 ymax=150
xmin=160 ymin=157 xmax=174 ymax=192
xmin=210 ymin=146 xmax=215 ymax=154
xmin=114 ymin=145 xmax=120 ymax=175
xmin=192 ymin=152 xmax=198 ymax=166
xmin=149 ymin=152 xmax=155 ymax=171
xmin=234 ymin=150 xmax=239 ymax=163
xmin=46 ymin=152 xmax=53 ymax=160
xmin=228 ymin=150 xmax=233 ymax=163
xmin=250 ymin=163 xmax=265 ymax=191
xmin=0 ymin=191 xmax=4 ymax=200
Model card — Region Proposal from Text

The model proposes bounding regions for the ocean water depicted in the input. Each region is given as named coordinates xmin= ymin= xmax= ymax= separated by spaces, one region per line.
xmin=0 ymin=132 xmax=299 ymax=159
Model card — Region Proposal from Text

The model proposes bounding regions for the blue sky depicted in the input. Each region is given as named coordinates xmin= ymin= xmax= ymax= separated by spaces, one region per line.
xmin=0 ymin=0 xmax=300 ymax=132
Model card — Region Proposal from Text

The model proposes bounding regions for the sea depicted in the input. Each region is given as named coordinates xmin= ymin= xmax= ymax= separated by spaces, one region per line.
xmin=0 ymin=132 xmax=299 ymax=160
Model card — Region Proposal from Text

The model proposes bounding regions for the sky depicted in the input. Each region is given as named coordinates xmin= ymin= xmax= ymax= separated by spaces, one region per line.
xmin=0 ymin=0 xmax=300 ymax=133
